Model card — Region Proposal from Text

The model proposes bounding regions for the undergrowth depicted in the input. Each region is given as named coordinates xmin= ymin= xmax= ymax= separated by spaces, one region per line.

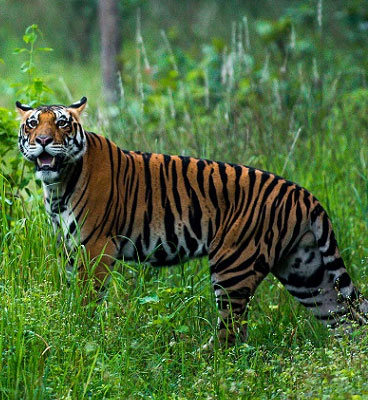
xmin=1 ymin=4 xmax=368 ymax=398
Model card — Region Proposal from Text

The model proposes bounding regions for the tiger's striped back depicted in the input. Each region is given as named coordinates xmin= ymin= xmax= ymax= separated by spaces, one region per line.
xmin=76 ymin=132 xmax=313 ymax=268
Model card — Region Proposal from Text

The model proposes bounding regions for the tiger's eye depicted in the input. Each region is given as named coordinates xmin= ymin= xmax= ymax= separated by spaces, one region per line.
xmin=58 ymin=120 xmax=68 ymax=128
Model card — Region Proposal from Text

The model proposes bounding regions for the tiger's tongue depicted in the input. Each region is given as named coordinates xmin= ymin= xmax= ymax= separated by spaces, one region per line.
xmin=38 ymin=153 xmax=54 ymax=166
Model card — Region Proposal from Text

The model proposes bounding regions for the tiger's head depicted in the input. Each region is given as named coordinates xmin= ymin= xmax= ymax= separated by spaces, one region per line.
xmin=16 ymin=97 xmax=87 ymax=183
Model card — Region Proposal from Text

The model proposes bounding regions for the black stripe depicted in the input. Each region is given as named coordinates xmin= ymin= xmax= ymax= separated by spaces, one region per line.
xmin=143 ymin=153 xmax=152 ymax=201
xmin=179 ymin=156 xmax=192 ymax=197
xmin=214 ymin=247 xmax=260 ymax=275
xmin=209 ymin=170 xmax=255 ymax=259
xmin=114 ymin=204 xmax=123 ymax=236
xmin=303 ymin=189 xmax=311 ymax=216
xmin=216 ymin=270 xmax=256 ymax=290
xmin=281 ymin=194 xmax=303 ymax=256
xmin=189 ymin=188 xmax=202 ymax=240
xmin=151 ymin=239 xmax=169 ymax=263
xmin=61 ymin=158 xmax=83 ymax=205
xmin=75 ymin=199 xmax=88 ymax=223
xmin=218 ymin=162 xmax=230 ymax=209
xmin=134 ymin=234 xmax=145 ymax=261
xmin=317 ymin=213 xmax=330 ymax=248
xmin=335 ymin=272 xmax=352 ymax=290
xmin=274 ymin=202 xmax=286 ymax=264
xmin=196 ymin=159 xmax=206 ymax=198
xmin=184 ymin=225 xmax=198 ymax=254
xmin=159 ymin=164 xmax=167 ymax=209
xmin=233 ymin=165 xmax=242 ymax=209
xmin=234 ymin=171 xmax=270 ymax=246
xmin=97 ymin=138 xmax=115 ymax=236
xmin=207 ymin=219 xmax=213 ymax=248
xmin=254 ymin=204 xmax=267 ymax=243
xmin=171 ymin=160 xmax=182 ymax=218
xmin=125 ymin=180 xmax=140 ymax=239
xmin=254 ymin=254 xmax=269 ymax=274
xmin=122 ymin=152 xmax=132 ymax=186
xmin=287 ymin=288 xmax=321 ymax=299
xmin=74 ymin=123 xmax=85 ymax=151
xmin=220 ymin=188 xmax=245 ymax=236
xmin=106 ymin=146 xmax=123 ymax=235
xmin=69 ymin=220 xmax=76 ymax=235
xmin=164 ymin=197 xmax=178 ymax=252
xmin=81 ymin=221 xmax=100 ymax=247
xmin=310 ymin=202 xmax=324 ymax=223
xmin=265 ymin=182 xmax=288 ymax=255
xmin=163 ymin=154 xmax=171 ymax=175
xmin=143 ymin=211 xmax=151 ymax=248
xmin=89 ymin=132 xmax=103 ymax=149
xmin=116 ymin=146 xmax=122 ymax=189
xmin=321 ymin=231 xmax=337 ymax=257
xmin=128 ymin=155 xmax=136 ymax=195
xmin=72 ymin=173 xmax=90 ymax=213
xmin=86 ymin=132 xmax=93 ymax=146
xmin=235 ymin=173 xmax=276 ymax=249
xmin=274 ymin=189 xmax=295 ymax=260
xmin=116 ymin=179 xmax=141 ymax=251
xmin=208 ymin=169 xmax=219 ymax=209
xmin=143 ymin=154 xmax=153 ymax=222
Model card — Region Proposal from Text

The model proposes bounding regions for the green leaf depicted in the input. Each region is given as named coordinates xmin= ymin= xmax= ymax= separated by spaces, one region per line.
xmin=25 ymin=24 xmax=38 ymax=33
xmin=37 ymin=47 xmax=53 ymax=52
xmin=13 ymin=48 xmax=28 ymax=55
xmin=23 ymin=24 xmax=38 ymax=44
xmin=33 ymin=78 xmax=44 ymax=94
xmin=23 ymin=33 xmax=37 ymax=44
xmin=0 ymin=196 xmax=12 ymax=206
xmin=176 ymin=325 xmax=189 ymax=334
xmin=20 ymin=62 xmax=32 ymax=73
xmin=138 ymin=294 xmax=159 ymax=304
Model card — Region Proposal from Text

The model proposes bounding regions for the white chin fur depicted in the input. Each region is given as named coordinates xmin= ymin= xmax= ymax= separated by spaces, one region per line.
xmin=35 ymin=170 xmax=60 ymax=184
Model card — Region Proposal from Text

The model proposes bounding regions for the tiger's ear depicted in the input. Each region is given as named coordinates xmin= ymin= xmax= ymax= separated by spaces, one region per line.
xmin=68 ymin=97 xmax=87 ymax=115
xmin=16 ymin=101 xmax=33 ymax=116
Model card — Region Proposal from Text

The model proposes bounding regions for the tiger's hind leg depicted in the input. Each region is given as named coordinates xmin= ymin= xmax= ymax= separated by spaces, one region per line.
xmin=205 ymin=248 xmax=269 ymax=349
xmin=273 ymin=231 xmax=368 ymax=328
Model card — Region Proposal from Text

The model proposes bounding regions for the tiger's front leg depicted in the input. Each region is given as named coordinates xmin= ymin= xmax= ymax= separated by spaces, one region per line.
xmin=205 ymin=249 xmax=269 ymax=349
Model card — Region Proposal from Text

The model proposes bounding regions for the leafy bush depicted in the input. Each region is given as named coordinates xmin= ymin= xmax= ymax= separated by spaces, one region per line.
xmin=0 ymin=25 xmax=55 ymax=198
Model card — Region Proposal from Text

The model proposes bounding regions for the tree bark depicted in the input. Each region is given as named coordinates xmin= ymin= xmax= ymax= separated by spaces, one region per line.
xmin=98 ymin=0 xmax=120 ymax=103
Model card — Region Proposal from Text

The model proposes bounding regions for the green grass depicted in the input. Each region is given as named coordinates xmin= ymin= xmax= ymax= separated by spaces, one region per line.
xmin=2 ymin=94 xmax=368 ymax=398
xmin=1 ymin=164 xmax=368 ymax=399
xmin=2 ymin=8 xmax=368 ymax=398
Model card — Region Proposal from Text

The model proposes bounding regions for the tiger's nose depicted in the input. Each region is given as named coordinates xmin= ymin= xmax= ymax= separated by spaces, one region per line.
xmin=35 ymin=135 xmax=53 ymax=147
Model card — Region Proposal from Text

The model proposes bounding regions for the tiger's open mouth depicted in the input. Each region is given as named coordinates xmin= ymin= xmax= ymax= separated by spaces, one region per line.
xmin=36 ymin=152 xmax=57 ymax=171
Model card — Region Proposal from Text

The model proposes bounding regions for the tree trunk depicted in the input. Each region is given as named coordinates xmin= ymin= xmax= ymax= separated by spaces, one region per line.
xmin=98 ymin=0 xmax=120 ymax=103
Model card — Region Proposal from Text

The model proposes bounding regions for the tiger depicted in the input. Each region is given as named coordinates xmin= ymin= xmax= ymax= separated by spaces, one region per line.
xmin=16 ymin=97 xmax=368 ymax=348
